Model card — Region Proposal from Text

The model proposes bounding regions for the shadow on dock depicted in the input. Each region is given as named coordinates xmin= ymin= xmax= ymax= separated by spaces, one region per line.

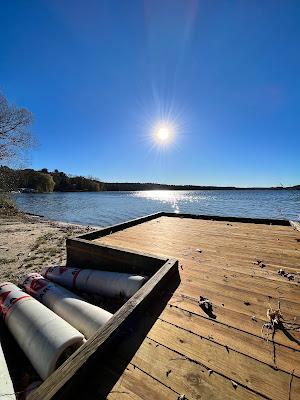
xmin=55 ymin=269 xmax=181 ymax=399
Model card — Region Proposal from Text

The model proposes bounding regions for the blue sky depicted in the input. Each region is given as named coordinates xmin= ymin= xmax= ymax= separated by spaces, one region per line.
xmin=1 ymin=0 xmax=299 ymax=186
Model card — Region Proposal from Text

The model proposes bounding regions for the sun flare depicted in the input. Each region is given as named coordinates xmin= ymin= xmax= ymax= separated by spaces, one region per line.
xmin=155 ymin=125 xmax=173 ymax=144
xmin=157 ymin=127 xmax=170 ymax=141
xmin=146 ymin=116 xmax=180 ymax=151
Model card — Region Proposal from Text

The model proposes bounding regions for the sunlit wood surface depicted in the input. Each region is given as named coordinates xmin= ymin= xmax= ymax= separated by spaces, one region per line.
xmin=93 ymin=216 xmax=300 ymax=400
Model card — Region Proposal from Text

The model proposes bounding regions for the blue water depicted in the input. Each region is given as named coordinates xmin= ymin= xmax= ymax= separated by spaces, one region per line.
xmin=14 ymin=190 xmax=300 ymax=227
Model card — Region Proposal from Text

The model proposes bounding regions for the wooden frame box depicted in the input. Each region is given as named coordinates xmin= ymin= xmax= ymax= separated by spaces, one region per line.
xmin=25 ymin=213 xmax=178 ymax=400
xmin=15 ymin=211 xmax=295 ymax=399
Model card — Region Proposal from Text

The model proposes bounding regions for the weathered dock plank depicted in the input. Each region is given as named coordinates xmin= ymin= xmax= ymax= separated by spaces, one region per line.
xmin=92 ymin=215 xmax=300 ymax=399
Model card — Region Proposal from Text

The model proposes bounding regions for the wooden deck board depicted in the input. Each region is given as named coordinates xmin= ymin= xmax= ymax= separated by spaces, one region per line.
xmin=102 ymin=363 xmax=180 ymax=400
xmin=170 ymin=292 xmax=300 ymax=350
xmin=92 ymin=216 xmax=300 ymax=399
xmin=159 ymin=305 xmax=300 ymax=376
xmin=109 ymin=339 xmax=266 ymax=400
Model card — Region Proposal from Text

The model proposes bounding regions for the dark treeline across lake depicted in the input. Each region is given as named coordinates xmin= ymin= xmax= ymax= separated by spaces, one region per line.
xmin=2 ymin=166 xmax=300 ymax=193
xmin=14 ymin=190 xmax=300 ymax=227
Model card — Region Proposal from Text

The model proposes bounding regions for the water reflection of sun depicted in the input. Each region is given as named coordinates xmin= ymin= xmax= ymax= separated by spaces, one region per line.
xmin=134 ymin=190 xmax=181 ymax=213
xmin=133 ymin=190 xmax=210 ymax=215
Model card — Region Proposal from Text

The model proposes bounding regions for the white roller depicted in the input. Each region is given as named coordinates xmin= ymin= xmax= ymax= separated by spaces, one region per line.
xmin=0 ymin=336 xmax=15 ymax=400
xmin=0 ymin=282 xmax=84 ymax=380
xmin=43 ymin=266 xmax=148 ymax=298
xmin=20 ymin=273 xmax=112 ymax=338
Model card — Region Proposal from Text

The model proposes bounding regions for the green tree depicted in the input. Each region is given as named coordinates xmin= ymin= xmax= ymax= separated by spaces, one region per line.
xmin=37 ymin=173 xmax=55 ymax=192
xmin=22 ymin=170 xmax=55 ymax=192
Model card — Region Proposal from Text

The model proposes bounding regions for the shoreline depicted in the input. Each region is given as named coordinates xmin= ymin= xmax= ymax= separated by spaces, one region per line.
xmin=0 ymin=211 xmax=98 ymax=284
xmin=23 ymin=211 xmax=103 ymax=229
xmin=11 ymin=187 xmax=300 ymax=193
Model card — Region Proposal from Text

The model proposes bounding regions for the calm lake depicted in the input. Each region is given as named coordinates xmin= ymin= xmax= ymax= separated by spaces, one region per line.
xmin=14 ymin=190 xmax=300 ymax=227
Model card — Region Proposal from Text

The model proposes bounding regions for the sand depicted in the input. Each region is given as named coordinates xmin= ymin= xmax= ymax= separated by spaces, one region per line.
xmin=0 ymin=211 xmax=97 ymax=283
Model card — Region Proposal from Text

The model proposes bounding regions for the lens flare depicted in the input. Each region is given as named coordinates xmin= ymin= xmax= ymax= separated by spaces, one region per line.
xmin=135 ymin=93 xmax=186 ymax=154
xmin=156 ymin=126 xmax=170 ymax=142
xmin=153 ymin=123 xmax=175 ymax=145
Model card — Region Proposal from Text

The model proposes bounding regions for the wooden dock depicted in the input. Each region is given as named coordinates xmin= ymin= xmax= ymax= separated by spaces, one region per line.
xmin=81 ymin=214 xmax=300 ymax=400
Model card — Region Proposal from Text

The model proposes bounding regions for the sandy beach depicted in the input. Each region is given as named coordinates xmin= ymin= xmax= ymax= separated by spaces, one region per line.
xmin=0 ymin=211 xmax=97 ymax=283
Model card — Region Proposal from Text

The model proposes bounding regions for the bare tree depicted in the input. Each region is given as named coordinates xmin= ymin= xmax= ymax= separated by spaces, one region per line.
xmin=0 ymin=92 xmax=34 ymax=161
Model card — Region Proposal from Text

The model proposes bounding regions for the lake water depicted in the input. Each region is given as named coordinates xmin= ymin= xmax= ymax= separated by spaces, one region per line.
xmin=14 ymin=190 xmax=300 ymax=227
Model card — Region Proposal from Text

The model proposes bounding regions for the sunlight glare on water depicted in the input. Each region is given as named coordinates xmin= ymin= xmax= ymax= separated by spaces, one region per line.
xmin=134 ymin=190 xmax=181 ymax=213
xmin=133 ymin=190 xmax=214 ymax=214
xmin=14 ymin=190 xmax=300 ymax=227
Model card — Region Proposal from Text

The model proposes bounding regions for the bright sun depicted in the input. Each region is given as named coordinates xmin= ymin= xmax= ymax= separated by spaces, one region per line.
xmin=156 ymin=126 xmax=171 ymax=142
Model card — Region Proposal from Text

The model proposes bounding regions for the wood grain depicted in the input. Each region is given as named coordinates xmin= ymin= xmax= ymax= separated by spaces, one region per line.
xmin=92 ymin=214 xmax=300 ymax=399
xmin=28 ymin=257 xmax=178 ymax=400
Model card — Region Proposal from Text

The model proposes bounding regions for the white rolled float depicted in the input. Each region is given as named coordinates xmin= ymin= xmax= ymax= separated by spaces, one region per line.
xmin=43 ymin=266 xmax=148 ymax=298
xmin=21 ymin=273 xmax=112 ymax=338
xmin=0 ymin=282 xmax=84 ymax=380
xmin=0 ymin=337 xmax=15 ymax=400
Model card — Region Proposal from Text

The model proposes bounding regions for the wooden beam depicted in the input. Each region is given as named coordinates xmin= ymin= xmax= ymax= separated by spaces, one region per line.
xmin=77 ymin=212 xmax=164 ymax=240
xmin=163 ymin=212 xmax=290 ymax=226
xmin=66 ymin=238 xmax=166 ymax=274
xmin=28 ymin=258 xmax=179 ymax=400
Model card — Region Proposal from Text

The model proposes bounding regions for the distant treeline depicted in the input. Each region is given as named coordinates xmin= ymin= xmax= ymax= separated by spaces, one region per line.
xmin=0 ymin=166 xmax=103 ymax=192
xmin=104 ymin=182 xmax=239 ymax=191
xmin=105 ymin=182 xmax=300 ymax=191
xmin=0 ymin=166 xmax=299 ymax=193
